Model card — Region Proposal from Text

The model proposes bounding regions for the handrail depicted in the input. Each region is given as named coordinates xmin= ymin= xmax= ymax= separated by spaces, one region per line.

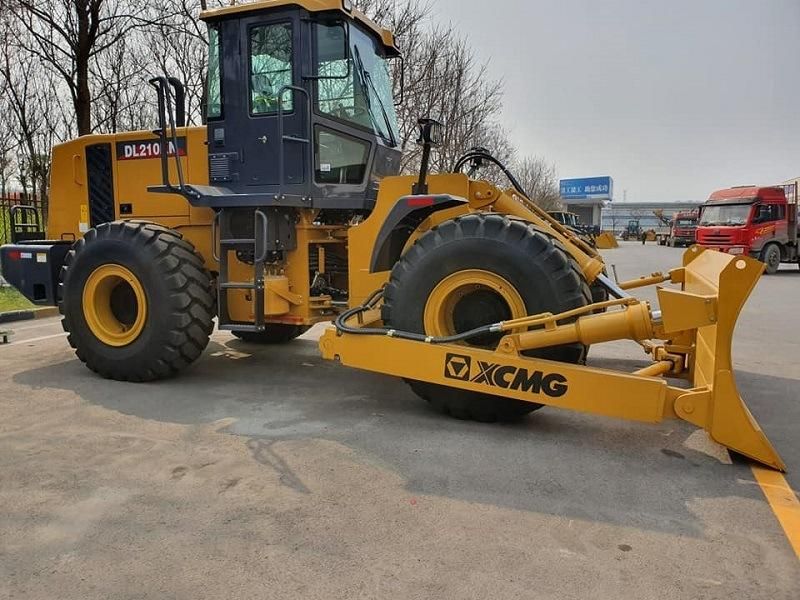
xmin=147 ymin=75 xmax=192 ymax=197
xmin=276 ymin=85 xmax=312 ymax=197
xmin=254 ymin=209 xmax=270 ymax=263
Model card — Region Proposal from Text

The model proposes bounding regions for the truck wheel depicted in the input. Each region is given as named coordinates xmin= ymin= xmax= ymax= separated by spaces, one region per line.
xmin=60 ymin=221 xmax=214 ymax=381
xmin=232 ymin=325 xmax=309 ymax=344
xmin=760 ymin=244 xmax=781 ymax=275
xmin=382 ymin=213 xmax=590 ymax=422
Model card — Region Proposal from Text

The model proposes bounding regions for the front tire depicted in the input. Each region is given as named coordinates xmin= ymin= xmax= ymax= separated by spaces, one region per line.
xmin=60 ymin=221 xmax=214 ymax=381
xmin=760 ymin=243 xmax=781 ymax=275
xmin=382 ymin=213 xmax=590 ymax=422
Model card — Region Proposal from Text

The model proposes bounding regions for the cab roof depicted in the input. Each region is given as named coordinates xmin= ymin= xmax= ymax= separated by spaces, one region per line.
xmin=200 ymin=0 xmax=399 ymax=56
xmin=708 ymin=185 xmax=785 ymax=204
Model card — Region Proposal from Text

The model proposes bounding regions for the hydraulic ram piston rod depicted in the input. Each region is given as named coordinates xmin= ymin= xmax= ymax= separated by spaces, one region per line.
xmin=499 ymin=301 xmax=657 ymax=353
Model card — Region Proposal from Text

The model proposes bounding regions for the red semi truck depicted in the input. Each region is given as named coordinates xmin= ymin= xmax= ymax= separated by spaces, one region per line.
xmin=695 ymin=184 xmax=799 ymax=274
xmin=666 ymin=210 xmax=698 ymax=247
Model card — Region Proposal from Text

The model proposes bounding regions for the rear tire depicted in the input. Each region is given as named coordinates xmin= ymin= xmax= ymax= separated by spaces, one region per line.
xmin=382 ymin=213 xmax=590 ymax=422
xmin=232 ymin=325 xmax=309 ymax=344
xmin=60 ymin=221 xmax=214 ymax=381
xmin=760 ymin=243 xmax=781 ymax=275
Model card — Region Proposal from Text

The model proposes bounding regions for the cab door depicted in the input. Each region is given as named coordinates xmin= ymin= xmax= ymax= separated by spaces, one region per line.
xmin=751 ymin=202 xmax=785 ymax=247
xmin=240 ymin=16 xmax=305 ymax=188
xmin=206 ymin=13 xmax=307 ymax=194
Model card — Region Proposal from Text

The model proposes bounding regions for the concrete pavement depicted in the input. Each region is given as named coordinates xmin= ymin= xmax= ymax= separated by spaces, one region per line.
xmin=0 ymin=242 xmax=798 ymax=599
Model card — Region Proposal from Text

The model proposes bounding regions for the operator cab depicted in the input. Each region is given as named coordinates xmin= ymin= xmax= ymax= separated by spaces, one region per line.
xmin=155 ymin=0 xmax=403 ymax=212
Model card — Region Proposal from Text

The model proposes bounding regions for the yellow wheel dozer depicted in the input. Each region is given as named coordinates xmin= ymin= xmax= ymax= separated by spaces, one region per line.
xmin=0 ymin=0 xmax=784 ymax=471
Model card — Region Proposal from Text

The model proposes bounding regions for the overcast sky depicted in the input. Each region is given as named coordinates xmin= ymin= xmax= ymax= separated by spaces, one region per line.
xmin=431 ymin=0 xmax=800 ymax=203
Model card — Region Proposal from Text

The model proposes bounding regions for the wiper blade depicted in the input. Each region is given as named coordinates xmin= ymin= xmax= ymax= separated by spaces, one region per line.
xmin=353 ymin=47 xmax=397 ymax=148
xmin=352 ymin=47 xmax=371 ymax=109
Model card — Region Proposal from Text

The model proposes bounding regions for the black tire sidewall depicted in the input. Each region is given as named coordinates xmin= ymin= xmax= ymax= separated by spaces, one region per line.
xmin=63 ymin=237 xmax=174 ymax=368
xmin=60 ymin=223 xmax=214 ymax=380
xmin=383 ymin=215 xmax=591 ymax=421
xmin=762 ymin=244 xmax=780 ymax=274
xmin=387 ymin=225 xmax=586 ymax=363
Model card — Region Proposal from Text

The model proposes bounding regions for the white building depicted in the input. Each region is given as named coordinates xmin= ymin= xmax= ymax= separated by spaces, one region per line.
xmin=601 ymin=201 xmax=702 ymax=233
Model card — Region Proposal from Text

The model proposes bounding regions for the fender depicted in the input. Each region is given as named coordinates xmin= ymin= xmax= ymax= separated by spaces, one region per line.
xmin=369 ymin=194 xmax=467 ymax=272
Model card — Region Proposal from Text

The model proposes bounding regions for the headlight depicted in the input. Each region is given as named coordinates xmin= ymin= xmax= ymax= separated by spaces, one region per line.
xmin=417 ymin=117 xmax=444 ymax=147
xmin=727 ymin=246 xmax=744 ymax=255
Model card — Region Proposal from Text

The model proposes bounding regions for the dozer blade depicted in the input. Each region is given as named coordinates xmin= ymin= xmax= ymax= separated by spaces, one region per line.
xmin=320 ymin=246 xmax=785 ymax=471
xmin=594 ymin=231 xmax=619 ymax=249
xmin=664 ymin=246 xmax=786 ymax=471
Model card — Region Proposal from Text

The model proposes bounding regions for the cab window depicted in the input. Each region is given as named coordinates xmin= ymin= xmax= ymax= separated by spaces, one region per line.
xmin=315 ymin=23 xmax=362 ymax=123
xmin=314 ymin=127 xmax=369 ymax=184
xmin=314 ymin=22 xmax=399 ymax=144
xmin=754 ymin=204 xmax=781 ymax=223
xmin=206 ymin=25 xmax=222 ymax=119
xmin=249 ymin=23 xmax=293 ymax=115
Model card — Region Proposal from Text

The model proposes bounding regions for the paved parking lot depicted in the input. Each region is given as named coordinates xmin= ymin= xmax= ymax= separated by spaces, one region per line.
xmin=1 ymin=242 xmax=798 ymax=599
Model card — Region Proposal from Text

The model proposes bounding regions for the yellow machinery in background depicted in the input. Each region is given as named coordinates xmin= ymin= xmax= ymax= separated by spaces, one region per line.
xmin=594 ymin=231 xmax=619 ymax=249
xmin=0 ymin=0 xmax=784 ymax=470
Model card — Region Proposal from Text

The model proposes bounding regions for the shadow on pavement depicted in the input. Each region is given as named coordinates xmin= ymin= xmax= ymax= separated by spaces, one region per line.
xmin=13 ymin=334 xmax=795 ymax=536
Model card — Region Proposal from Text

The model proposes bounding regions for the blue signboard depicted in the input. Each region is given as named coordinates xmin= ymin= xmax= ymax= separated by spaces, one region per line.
xmin=559 ymin=176 xmax=614 ymax=201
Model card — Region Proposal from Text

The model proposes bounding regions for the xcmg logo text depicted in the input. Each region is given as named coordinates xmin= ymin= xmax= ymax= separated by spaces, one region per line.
xmin=444 ymin=353 xmax=568 ymax=397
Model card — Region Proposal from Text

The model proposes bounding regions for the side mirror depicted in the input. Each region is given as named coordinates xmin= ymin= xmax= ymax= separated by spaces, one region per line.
xmin=306 ymin=20 xmax=351 ymax=81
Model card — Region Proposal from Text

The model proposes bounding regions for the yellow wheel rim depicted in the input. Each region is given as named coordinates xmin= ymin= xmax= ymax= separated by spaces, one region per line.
xmin=82 ymin=264 xmax=147 ymax=347
xmin=423 ymin=269 xmax=527 ymax=343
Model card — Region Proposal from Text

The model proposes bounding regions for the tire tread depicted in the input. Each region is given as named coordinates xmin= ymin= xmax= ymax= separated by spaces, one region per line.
xmin=59 ymin=221 xmax=214 ymax=381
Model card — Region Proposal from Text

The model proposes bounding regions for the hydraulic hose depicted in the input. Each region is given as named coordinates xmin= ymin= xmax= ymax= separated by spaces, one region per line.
xmin=453 ymin=150 xmax=529 ymax=199
xmin=334 ymin=289 xmax=502 ymax=344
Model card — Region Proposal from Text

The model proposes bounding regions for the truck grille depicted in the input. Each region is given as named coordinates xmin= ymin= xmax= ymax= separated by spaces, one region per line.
xmin=698 ymin=232 xmax=734 ymax=244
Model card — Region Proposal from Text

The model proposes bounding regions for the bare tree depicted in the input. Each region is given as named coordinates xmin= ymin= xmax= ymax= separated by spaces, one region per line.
xmin=0 ymin=85 xmax=16 ymax=199
xmin=0 ymin=10 xmax=68 ymax=215
xmin=92 ymin=32 xmax=150 ymax=133
xmin=148 ymin=1 xmax=219 ymax=125
xmin=0 ymin=0 xmax=564 ymax=225
xmin=13 ymin=0 xmax=169 ymax=135
xmin=357 ymin=1 xmax=508 ymax=175
xmin=513 ymin=156 xmax=563 ymax=211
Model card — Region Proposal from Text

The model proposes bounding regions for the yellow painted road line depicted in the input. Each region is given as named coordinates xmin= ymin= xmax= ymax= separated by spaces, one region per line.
xmin=752 ymin=466 xmax=800 ymax=560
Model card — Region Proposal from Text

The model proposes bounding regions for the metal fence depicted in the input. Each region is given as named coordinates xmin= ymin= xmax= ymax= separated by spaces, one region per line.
xmin=0 ymin=194 xmax=44 ymax=247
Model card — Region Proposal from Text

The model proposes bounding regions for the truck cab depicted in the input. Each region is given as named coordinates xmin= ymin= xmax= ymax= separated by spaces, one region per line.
xmin=696 ymin=185 xmax=798 ymax=273
xmin=668 ymin=210 xmax=698 ymax=247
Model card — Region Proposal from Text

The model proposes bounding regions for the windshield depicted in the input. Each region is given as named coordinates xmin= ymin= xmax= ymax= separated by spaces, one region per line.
xmin=699 ymin=204 xmax=752 ymax=227
xmin=675 ymin=219 xmax=695 ymax=226
xmin=315 ymin=24 xmax=399 ymax=145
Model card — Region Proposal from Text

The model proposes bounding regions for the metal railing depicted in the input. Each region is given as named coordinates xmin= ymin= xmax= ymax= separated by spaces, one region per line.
xmin=0 ymin=195 xmax=44 ymax=246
